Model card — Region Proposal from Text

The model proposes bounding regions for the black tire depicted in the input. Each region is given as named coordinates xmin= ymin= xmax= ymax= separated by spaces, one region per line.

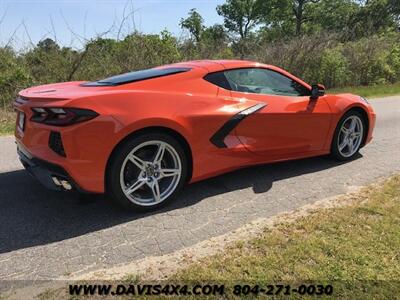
xmin=106 ymin=132 xmax=188 ymax=212
xmin=330 ymin=110 xmax=366 ymax=161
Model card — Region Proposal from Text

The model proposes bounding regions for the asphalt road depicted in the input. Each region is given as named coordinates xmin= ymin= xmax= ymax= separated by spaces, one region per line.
xmin=0 ymin=97 xmax=399 ymax=280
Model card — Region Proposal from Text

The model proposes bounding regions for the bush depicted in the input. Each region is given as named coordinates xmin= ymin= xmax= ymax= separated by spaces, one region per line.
xmin=254 ymin=33 xmax=400 ymax=88
xmin=0 ymin=47 xmax=32 ymax=110
xmin=24 ymin=38 xmax=78 ymax=83
xmin=385 ymin=44 xmax=400 ymax=83
xmin=315 ymin=46 xmax=350 ymax=88
xmin=0 ymin=31 xmax=399 ymax=111
xmin=73 ymin=38 xmax=121 ymax=81
xmin=342 ymin=35 xmax=400 ymax=86
xmin=254 ymin=34 xmax=343 ymax=85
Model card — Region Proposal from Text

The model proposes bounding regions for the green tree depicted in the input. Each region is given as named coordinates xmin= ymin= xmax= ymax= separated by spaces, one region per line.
xmin=348 ymin=0 xmax=399 ymax=38
xmin=180 ymin=8 xmax=204 ymax=43
xmin=25 ymin=39 xmax=76 ymax=83
xmin=116 ymin=31 xmax=181 ymax=72
xmin=202 ymin=24 xmax=228 ymax=44
xmin=385 ymin=0 xmax=400 ymax=28
xmin=263 ymin=0 xmax=323 ymax=36
xmin=217 ymin=0 xmax=265 ymax=40
xmin=306 ymin=0 xmax=359 ymax=33
xmin=202 ymin=24 xmax=232 ymax=58
xmin=259 ymin=0 xmax=346 ymax=39
xmin=291 ymin=0 xmax=321 ymax=35
xmin=37 ymin=38 xmax=60 ymax=52
xmin=217 ymin=0 xmax=265 ymax=58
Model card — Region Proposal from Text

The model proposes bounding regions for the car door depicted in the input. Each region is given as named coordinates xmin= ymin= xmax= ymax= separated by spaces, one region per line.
xmin=224 ymin=68 xmax=332 ymax=157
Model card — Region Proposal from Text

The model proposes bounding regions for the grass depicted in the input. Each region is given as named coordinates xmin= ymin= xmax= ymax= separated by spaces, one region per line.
xmin=0 ymin=110 xmax=14 ymax=136
xmin=36 ymin=289 xmax=60 ymax=300
xmin=329 ymin=82 xmax=400 ymax=98
xmin=173 ymin=175 xmax=400 ymax=299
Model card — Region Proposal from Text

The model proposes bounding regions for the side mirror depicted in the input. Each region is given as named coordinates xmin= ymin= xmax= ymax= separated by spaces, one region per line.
xmin=311 ymin=84 xmax=325 ymax=99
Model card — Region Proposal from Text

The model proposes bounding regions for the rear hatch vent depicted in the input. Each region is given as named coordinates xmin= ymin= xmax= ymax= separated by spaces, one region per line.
xmin=49 ymin=131 xmax=66 ymax=157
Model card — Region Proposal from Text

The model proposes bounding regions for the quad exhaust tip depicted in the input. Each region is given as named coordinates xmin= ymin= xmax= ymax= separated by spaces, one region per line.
xmin=52 ymin=176 xmax=72 ymax=190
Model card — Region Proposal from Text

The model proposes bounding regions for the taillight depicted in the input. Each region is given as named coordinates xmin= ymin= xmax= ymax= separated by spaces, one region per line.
xmin=31 ymin=107 xmax=98 ymax=126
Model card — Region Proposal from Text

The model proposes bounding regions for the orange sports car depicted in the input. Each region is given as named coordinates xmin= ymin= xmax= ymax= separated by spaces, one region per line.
xmin=14 ymin=60 xmax=376 ymax=211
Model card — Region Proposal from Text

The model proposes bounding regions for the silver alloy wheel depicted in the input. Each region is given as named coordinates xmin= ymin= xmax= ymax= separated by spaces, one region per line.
xmin=337 ymin=115 xmax=364 ymax=158
xmin=119 ymin=140 xmax=182 ymax=206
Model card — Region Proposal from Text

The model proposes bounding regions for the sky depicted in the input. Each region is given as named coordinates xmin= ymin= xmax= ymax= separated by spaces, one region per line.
xmin=0 ymin=0 xmax=225 ymax=49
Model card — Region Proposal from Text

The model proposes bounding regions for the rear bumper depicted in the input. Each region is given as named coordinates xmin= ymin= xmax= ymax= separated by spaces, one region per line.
xmin=13 ymin=98 xmax=122 ymax=193
xmin=17 ymin=142 xmax=87 ymax=192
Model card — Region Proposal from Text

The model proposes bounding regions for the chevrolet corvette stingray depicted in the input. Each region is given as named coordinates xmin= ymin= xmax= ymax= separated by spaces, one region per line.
xmin=14 ymin=60 xmax=376 ymax=211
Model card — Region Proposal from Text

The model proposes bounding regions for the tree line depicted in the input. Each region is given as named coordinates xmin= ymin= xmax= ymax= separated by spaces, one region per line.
xmin=0 ymin=0 xmax=399 ymax=110
xmin=181 ymin=0 xmax=399 ymax=57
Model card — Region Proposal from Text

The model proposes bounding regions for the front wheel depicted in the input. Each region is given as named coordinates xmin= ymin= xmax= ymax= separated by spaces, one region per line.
xmin=107 ymin=132 xmax=188 ymax=211
xmin=331 ymin=111 xmax=365 ymax=161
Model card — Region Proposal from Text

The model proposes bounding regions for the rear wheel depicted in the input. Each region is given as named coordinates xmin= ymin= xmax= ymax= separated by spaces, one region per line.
xmin=107 ymin=132 xmax=188 ymax=211
xmin=331 ymin=111 xmax=365 ymax=161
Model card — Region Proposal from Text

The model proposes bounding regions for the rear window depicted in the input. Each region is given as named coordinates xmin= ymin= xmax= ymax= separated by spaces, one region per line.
xmin=81 ymin=67 xmax=191 ymax=86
